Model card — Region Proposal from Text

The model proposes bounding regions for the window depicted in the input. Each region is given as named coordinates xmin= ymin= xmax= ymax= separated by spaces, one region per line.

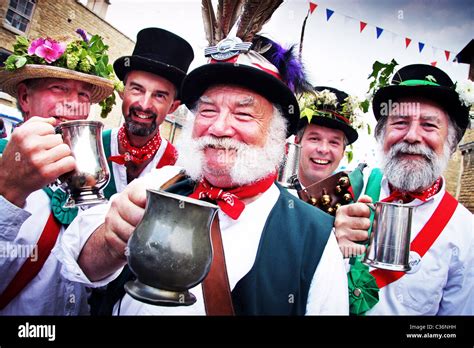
xmin=4 ymin=0 xmax=36 ymax=34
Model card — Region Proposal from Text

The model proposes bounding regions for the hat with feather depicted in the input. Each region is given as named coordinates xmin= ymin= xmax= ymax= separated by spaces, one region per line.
xmin=181 ymin=0 xmax=312 ymax=137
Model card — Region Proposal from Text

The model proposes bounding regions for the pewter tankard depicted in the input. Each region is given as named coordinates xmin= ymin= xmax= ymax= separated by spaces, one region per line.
xmin=363 ymin=202 xmax=414 ymax=272
xmin=56 ymin=120 xmax=110 ymax=207
xmin=125 ymin=189 xmax=218 ymax=306
xmin=277 ymin=140 xmax=301 ymax=189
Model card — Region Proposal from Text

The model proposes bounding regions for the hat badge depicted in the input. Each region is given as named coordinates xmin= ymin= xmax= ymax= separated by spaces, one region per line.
xmin=204 ymin=37 xmax=252 ymax=61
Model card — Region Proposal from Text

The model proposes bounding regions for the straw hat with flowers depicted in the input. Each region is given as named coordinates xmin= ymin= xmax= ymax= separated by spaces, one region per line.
xmin=0 ymin=29 xmax=119 ymax=116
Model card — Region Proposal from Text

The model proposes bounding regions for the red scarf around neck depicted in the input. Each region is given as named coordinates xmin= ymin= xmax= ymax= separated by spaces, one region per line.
xmin=382 ymin=177 xmax=442 ymax=203
xmin=109 ymin=126 xmax=162 ymax=165
xmin=189 ymin=174 xmax=277 ymax=220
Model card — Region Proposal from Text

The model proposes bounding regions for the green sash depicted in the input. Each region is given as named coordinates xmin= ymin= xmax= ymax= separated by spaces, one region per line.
xmin=102 ymin=129 xmax=118 ymax=199
xmin=348 ymin=168 xmax=383 ymax=315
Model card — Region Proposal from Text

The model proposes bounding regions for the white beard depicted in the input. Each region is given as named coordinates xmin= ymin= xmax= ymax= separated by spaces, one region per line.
xmin=176 ymin=108 xmax=288 ymax=186
xmin=381 ymin=141 xmax=451 ymax=192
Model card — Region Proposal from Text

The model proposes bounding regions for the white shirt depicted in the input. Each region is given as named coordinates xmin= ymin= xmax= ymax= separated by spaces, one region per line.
xmin=0 ymin=190 xmax=89 ymax=315
xmin=366 ymin=176 xmax=474 ymax=315
xmin=108 ymin=127 xmax=172 ymax=193
xmin=56 ymin=166 xmax=349 ymax=315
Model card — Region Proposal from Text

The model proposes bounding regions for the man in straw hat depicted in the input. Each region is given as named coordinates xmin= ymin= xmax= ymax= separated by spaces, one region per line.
xmin=334 ymin=63 xmax=473 ymax=315
xmin=296 ymin=86 xmax=360 ymax=187
xmin=0 ymin=30 xmax=115 ymax=314
xmin=58 ymin=0 xmax=348 ymax=315
xmin=101 ymin=27 xmax=194 ymax=199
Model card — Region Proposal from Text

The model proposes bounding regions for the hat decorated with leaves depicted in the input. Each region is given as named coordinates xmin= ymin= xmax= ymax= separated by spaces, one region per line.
xmin=298 ymin=86 xmax=364 ymax=145
xmin=181 ymin=0 xmax=312 ymax=137
xmin=370 ymin=62 xmax=473 ymax=140
xmin=0 ymin=29 xmax=118 ymax=116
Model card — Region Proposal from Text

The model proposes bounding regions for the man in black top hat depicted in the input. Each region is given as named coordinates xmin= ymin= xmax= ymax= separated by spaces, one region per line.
xmin=334 ymin=64 xmax=473 ymax=315
xmin=101 ymin=28 xmax=194 ymax=197
xmin=296 ymin=86 xmax=359 ymax=187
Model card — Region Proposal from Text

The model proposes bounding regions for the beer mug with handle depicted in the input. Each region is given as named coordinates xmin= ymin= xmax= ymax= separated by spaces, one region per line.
xmin=363 ymin=202 xmax=414 ymax=272
xmin=56 ymin=120 xmax=110 ymax=207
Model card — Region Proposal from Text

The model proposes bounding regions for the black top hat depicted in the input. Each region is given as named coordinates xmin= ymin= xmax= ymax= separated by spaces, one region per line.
xmin=114 ymin=28 xmax=194 ymax=97
xmin=297 ymin=86 xmax=359 ymax=145
xmin=181 ymin=36 xmax=309 ymax=137
xmin=373 ymin=64 xmax=470 ymax=138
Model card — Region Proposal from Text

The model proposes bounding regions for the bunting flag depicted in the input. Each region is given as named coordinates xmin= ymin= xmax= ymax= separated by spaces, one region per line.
xmin=405 ymin=38 xmax=412 ymax=48
xmin=376 ymin=27 xmax=383 ymax=39
xmin=326 ymin=8 xmax=334 ymax=21
xmin=306 ymin=2 xmax=458 ymax=64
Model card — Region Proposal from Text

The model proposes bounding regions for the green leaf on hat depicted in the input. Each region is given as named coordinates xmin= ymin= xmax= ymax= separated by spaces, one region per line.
xmin=14 ymin=56 xmax=27 ymax=69
xmin=300 ymin=107 xmax=315 ymax=123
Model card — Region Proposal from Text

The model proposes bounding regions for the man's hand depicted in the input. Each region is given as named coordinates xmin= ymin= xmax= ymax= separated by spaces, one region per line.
xmin=79 ymin=179 xmax=148 ymax=281
xmin=0 ymin=117 xmax=75 ymax=207
xmin=334 ymin=195 xmax=372 ymax=258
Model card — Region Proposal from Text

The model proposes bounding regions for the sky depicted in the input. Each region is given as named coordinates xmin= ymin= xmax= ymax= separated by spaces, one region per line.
xmin=103 ymin=0 xmax=473 ymax=168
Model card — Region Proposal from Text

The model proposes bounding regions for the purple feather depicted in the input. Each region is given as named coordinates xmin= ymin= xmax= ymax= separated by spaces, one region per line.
xmin=253 ymin=35 xmax=312 ymax=94
xmin=76 ymin=28 xmax=89 ymax=42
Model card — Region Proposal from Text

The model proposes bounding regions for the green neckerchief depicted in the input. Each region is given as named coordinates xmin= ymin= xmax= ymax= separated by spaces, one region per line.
xmin=347 ymin=168 xmax=383 ymax=315
xmin=0 ymin=138 xmax=7 ymax=153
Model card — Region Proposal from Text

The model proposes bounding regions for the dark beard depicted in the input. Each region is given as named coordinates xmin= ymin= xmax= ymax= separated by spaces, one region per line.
xmin=124 ymin=106 xmax=157 ymax=137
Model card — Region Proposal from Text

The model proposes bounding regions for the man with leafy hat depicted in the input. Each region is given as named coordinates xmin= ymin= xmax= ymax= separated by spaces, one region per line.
xmin=0 ymin=30 xmax=115 ymax=315
xmin=334 ymin=63 xmax=473 ymax=315
xmin=296 ymin=86 xmax=360 ymax=187
xmin=58 ymin=0 xmax=348 ymax=315
xmin=101 ymin=27 xmax=194 ymax=198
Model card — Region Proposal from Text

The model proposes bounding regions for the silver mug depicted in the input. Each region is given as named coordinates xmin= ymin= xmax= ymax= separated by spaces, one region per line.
xmin=125 ymin=189 xmax=218 ymax=306
xmin=363 ymin=202 xmax=414 ymax=272
xmin=277 ymin=140 xmax=301 ymax=189
xmin=56 ymin=120 xmax=110 ymax=207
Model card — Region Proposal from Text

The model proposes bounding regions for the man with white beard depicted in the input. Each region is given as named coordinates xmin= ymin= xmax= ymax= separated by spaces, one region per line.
xmin=334 ymin=64 xmax=473 ymax=315
xmin=55 ymin=35 xmax=349 ymax=315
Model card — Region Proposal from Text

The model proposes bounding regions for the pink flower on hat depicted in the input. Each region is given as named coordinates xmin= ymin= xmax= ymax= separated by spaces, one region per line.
xmin=28 ymin=38 xmax=66 ymax=63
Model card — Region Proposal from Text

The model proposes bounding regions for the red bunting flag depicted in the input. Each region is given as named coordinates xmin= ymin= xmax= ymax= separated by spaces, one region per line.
xmin=405 ymin=38 xmax=411 ymax=48
xmin=445 ymin=50 xmax=450 ymax=61
xmin=431 ymin=61 xmax=437 ymax=67
xmin=309 ymin=2 xmax=318 ymax=14
xmin=360 ymin=21 xmax=367 ymax=32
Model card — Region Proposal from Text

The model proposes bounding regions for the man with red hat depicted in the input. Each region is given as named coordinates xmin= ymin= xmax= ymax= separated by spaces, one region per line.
xmin=334 ymin=64 xmax=473 ymax=315
xmin=58 ymin=9 xmax=349 ymax=315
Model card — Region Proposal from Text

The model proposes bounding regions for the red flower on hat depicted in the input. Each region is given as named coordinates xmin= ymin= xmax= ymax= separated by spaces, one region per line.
xmin=28 ymin=38 xmax=65 ymax=63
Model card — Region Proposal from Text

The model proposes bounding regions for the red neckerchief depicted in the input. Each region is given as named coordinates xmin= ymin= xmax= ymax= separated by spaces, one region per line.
xmin=189 ymin=174 xmax=277 ymax=220
xmin=382 ymin=177 xmax=442 ymax=203
xmin=109 ymin=126 xmax=162 ymax=165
